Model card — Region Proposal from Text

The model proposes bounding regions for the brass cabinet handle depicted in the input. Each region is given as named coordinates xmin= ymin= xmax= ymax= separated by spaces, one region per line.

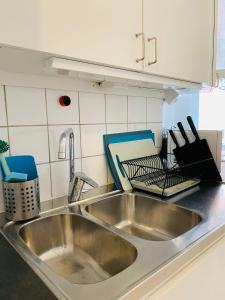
xmin=135 ymin=32 xmax=145 ymax=63
xmin=148 ymin=37 xmax=157 ymax=65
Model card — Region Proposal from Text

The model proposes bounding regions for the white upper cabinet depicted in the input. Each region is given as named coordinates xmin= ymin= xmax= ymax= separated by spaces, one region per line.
xmin=217 ymin=0 xmax=225 ymax=70
xmin=0 ymin=0 xmax=142 ymax=71
xmin=143 ymin=0 xmax=214 ymax=84
xmin=0 ymin=0 xmax=215 ymax=84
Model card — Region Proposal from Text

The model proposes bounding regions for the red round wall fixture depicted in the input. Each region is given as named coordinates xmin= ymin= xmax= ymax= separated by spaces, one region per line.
xmin=59 ymin=95 xmax=71 ymax=107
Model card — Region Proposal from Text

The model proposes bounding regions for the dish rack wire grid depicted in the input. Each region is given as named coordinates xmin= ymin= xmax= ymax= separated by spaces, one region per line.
xmin=120 ymin=154 xmax=209 ymax=196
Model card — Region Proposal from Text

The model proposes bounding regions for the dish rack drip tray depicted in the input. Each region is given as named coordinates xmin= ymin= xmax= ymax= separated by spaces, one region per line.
xmin=121 ymin=155 xmax=200 ymax=197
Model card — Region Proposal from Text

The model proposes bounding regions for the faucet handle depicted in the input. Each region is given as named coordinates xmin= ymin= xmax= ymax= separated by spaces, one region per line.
xmin=69 ymin=172 xmax=98 ymax=203
xmin=74 ymin=172 xmax=98 ymax=188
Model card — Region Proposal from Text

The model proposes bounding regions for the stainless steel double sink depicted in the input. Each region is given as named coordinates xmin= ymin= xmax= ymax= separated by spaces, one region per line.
xmin=2 ymin=191 xmax=204 ymax=299
xmin=20 ymin=213 xmax=137 ymax=285
xmin=84 ymin=193 xmax=201 ymax=242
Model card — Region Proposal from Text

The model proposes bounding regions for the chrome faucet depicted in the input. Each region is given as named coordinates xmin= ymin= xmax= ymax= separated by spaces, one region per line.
xmin=58 ymin=128 xmax=98 ymax=203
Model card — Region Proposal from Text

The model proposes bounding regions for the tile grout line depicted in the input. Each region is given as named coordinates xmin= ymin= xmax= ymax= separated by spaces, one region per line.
xmin=104 ymin=93 xmax=109 ymax=183
xmin=37 ymin=157 xmax=83 ymax=166
xmin=3 ymin=85 xmax=11 ymax=156
xmin=44 ymin=88 xmax=54 ymax=201
xmin=104 ymin=95 xmax=107 ymax=132
xmin=6 ymin=124 xmax=78 ymax=127
xmin=77 ymin=91 xmax=83 ymax=172
xmin=146 ymin=97 xmax=148 ymax=126
xmin=104 ymin=93 xmax=107 ymax=125
xmin=0 ymin=122 xmax=165 ymax=129
xmin=126 ymin=95 xmax=129 ymax=131
xmin=1 ymin=121 xmax=162 ymax=128
xmin=104 ymin=93 xmax=112 ymax=185
xmin=2 ymin=85 xmax=10 ymax=213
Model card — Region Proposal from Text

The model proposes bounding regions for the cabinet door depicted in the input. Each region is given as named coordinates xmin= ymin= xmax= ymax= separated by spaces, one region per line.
xmin=143 ymin=0 xmax=214 ymax=84
xmin=0 ymin=0 xmax=142 ymax=71
xmin=150 ymin=236 xmax=225 ymax=300
xmin=217 ymin=0 xmax=225 ymax=70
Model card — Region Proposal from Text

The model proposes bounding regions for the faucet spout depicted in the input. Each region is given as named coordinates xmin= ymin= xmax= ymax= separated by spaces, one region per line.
xmin=58 ymin=128 xmax=74 ymax=182
xmin=58 ymin=129 xmax=98 ymax=203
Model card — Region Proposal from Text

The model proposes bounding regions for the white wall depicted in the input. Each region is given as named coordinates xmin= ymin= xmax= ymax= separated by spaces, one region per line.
xmin=0 ymin=72 xmax=164 ymax=212
xmin=199 ymin=88 xmax=225 ymax=130
xmin=164 ymin=92 xmax=199 ymax=130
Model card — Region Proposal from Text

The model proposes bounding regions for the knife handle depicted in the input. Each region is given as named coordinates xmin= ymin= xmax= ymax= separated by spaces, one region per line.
xmin=169 ymin=130 xmax=179 ymax=148
xmin=187 ymin=116 xmax=200 ymax=141
xmin=177 ymin=122 xmax=189 ymax=144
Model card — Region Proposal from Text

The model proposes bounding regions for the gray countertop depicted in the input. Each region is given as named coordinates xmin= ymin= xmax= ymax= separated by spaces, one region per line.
xmin=0 ymin=233 xmax=57 ymax=300
xmin=1 ymin=183 xmax=225 ymax=300
xmin=0 ymin=184 xmax=118 ymax=300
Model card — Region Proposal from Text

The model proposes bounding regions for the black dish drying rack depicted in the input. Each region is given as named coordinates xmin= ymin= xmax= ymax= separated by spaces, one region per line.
xmin=120 ymin=154 xmax=202 ymax=196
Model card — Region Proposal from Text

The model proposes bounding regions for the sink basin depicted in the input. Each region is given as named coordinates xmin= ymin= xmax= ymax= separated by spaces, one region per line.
xmin=85 ymin=194 xmax=202 ymax=241
xmin=19 ymin=213 xmax=137 ymax=284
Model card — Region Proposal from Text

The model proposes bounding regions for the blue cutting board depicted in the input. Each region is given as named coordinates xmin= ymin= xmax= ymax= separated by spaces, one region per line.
xmin=103 ymin=130 xmax=155 ymax=189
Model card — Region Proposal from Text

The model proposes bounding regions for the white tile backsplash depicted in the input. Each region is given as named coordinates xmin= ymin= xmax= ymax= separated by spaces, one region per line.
xmin=0 ymin=128 xmax=9 ymax=158
xmin=46 ymin=89 xmax=79 ymax=125
xmin=147 ymin=98 xmax=163 ymax=122
xmin=106 ymin=123 xmax=127 ymax=134
xmin=81 ymin=124 xmax=106 ymax=157
xmin=128 ymin=96 xmax=147 ymax=123
xmin=79 ymin=92 xmax=105 ymax=124
xmin=147 ymin=123 xmax=163 ymax=147
xmin=82 ymin=155 xmax=107 ymax=186
xmin=37 ymin=164 xmax=52 ymax=202
xmin=106 ymin=95 xmax=127 ymax=123
xmin=51 ymin=159 xmax=81 ymax=198
xmin=49 ymin=125 xmax=81 ymax=161
xmin=0 ymin=81 xmax=163 ymax=212
xmin=0 ymin=127 xmax=9 ymax=143
xmin=0 ymin=181 xmax=5 ymax=212
xmin=0 ymin=145 xmax=4 ymax=209
xmin=6 ymin=86 xmax=47 ymax=125
xmin=9 ymin=126 xmax=49 ymax=164
xmin=0 ymin=86 xmax=7 ymax=126
xmin=128 ymin=123 xmax=147 ymax=131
